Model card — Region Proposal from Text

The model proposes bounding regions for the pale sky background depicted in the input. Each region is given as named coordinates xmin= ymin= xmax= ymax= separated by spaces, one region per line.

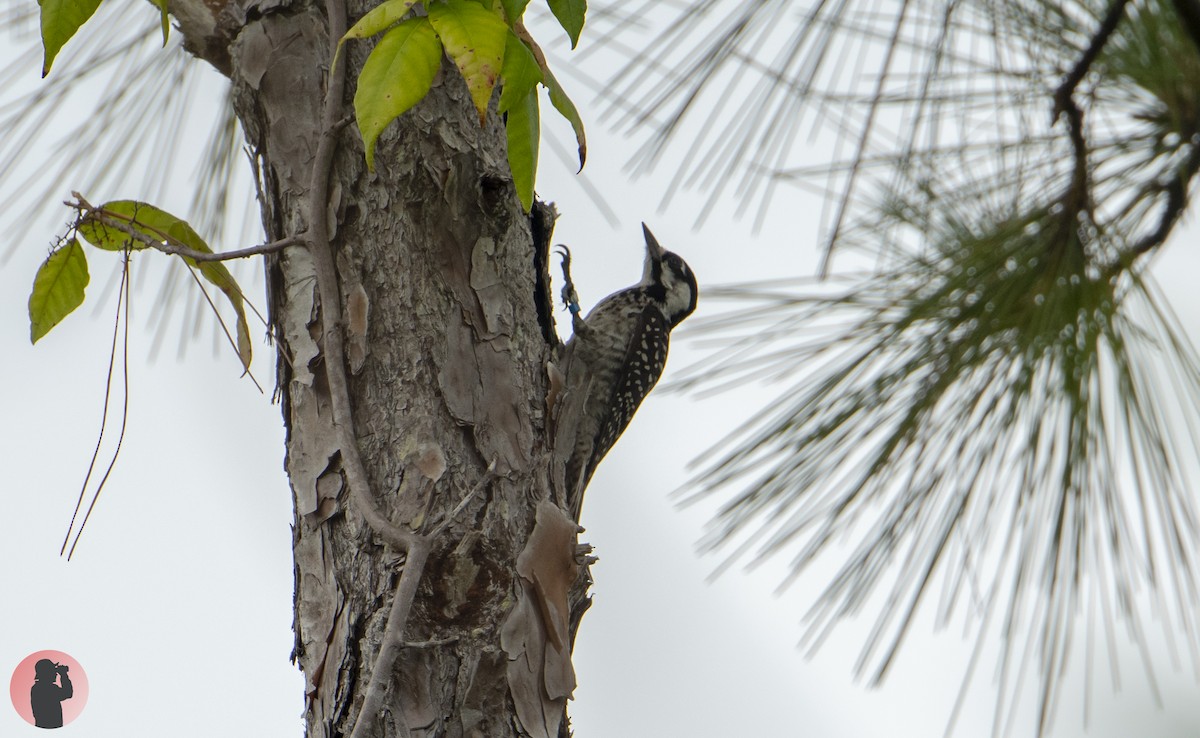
xmin=2 ymin=3 xmax=1200 ymax=737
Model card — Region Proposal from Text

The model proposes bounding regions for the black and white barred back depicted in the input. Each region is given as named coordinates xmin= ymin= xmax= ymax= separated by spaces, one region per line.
xmin=563 ymin=225 xmax=698 ymax=507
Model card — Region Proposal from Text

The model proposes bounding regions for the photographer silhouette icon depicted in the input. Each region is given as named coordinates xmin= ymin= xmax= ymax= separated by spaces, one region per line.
xmin=9 ymin=651 xmax=88 ymax=729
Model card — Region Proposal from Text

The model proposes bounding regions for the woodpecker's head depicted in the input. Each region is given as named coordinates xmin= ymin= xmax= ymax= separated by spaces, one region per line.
xmin=640 ymin=223 xmax=698 ymax=327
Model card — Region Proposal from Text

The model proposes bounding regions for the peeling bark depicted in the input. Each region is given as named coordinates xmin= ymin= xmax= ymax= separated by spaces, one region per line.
xmin=170 ymin=0 xmax=593 ymax=735
xmin=501 ymin=500 xmax=581 ymax=738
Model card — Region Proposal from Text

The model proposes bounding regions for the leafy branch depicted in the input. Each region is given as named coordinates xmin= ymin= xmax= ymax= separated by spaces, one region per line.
xmin=28 ymin=194 xmax=284 ymax=555
xmin=37 ymin=0 xmax=588 ymax=215
xmin=68 ymin=194 xmax=302 ymax=262
xmin=29 ymin=195 xmax=274 ymax=375
xmin=339 ymin=0 xmax=588 ymax=209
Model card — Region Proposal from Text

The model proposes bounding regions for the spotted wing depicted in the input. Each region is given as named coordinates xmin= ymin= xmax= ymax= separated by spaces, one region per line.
xmin=582 ymin=302 xmax=671 ymax=487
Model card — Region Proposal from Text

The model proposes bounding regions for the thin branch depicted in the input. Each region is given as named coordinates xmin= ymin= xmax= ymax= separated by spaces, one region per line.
xmin=1131 ymin=140 xmax=1200 ymax=256
xmin=68 ymin=194 xmax=303 ymax=261
xmin=65 ymin=248 xmax=133 ymax=560
xmin=1047 ymin=0 xmax=1200 ymax=261
xmin=350 ymin=539 xmax=430 ymax=738
xmin=306 ymin=0 xmax=452 ymax=735
xmin=402 ymin=637 xmax=460 ymax=648
xmin=178 ymin=259 xmax=266 ymax=394
xmin=1051 ymin=0 xmax=1131 ymax=123
xmin=1050 ymin=0 xmax=1131 ymax=221
xmin=1056 ymin=97 xmax=1090 ymax=218
xmin=1125 ymin=2 xmax=1200 ymax=256
xmin=350 ymin=465 xmax=497 ymax=738
xmin=428 ymin=461 xmax=498 ymax=539
xmin=158 ymin=235 xmax=301 ymax=261
xmin=307 ymin=0 xmax=416 ymax=554
xmin=60 ymin=247 xmax=129 ymax=556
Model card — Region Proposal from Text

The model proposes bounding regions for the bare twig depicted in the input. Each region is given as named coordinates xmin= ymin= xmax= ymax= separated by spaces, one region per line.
xmin=1055 ymin=97 xmax=1090 ymax=219
xmin=155 ymin=235 xmax=301 ymax=261
xmin=177 ymin=259 xmax=266 ymax=393
xmin=350 ymin=539 xmax=430 ymax=738
xmin=307 ymin=0 xmax=451 ymax=735
xmin=1131 ymin=141 xmax=1200 ymax=256
xmin=68 ymin=194 xmax=303 ymax=262
xmin=1051 ymin=0 xmax=1131 ymax=123
xmin=64 ymin=248 xmax=132 ymax=560
xmin=1126 ymin=2 xmax=1200 ymax=258
xmin=307 ymin=0 xmax=417 ymax=554
xmin=350 ymin=465 xmax=498 ymax=738
xmin=402 ymin=636 xmax=460 ymax=648
xmin=428 ymin=461 xmax=498 ymax=539
xmin=1049 ymin=0 xmax=1132 ymax=226
xmin=1049 ymin=0 xmax=1200 ymax=261
xmin=59 ymin=246 xmax=130 ymax=557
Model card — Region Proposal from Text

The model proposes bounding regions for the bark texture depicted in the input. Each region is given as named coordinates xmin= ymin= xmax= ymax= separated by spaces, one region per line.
xmin=170 ymin=0 xmax=590 ymax=734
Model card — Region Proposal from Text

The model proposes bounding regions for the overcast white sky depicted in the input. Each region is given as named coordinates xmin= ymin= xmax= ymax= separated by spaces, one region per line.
xmin=3 ymin=3 xmax=1200 ymax=737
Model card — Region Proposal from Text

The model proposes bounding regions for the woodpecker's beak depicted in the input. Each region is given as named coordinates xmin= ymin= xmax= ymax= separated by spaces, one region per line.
xmin=641 ymin=223 xmax=664 ymax=260
xmin=640 ymin=223 xmax=664 ymax=283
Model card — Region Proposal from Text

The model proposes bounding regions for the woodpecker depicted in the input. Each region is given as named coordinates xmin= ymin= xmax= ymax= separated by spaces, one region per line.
xmin=558 ymin=224 xmax=698 ymax=513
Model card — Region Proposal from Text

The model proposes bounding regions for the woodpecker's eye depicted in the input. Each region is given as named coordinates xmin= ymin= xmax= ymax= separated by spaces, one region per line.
xmin=664 ymin=254 xmax=693 ymax=284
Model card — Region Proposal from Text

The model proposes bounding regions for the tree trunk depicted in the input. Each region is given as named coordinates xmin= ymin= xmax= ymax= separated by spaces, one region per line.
xmin=170 ymin=1 xmax=588 ymax=735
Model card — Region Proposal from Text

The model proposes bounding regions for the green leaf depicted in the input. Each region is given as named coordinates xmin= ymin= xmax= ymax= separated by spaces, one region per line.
xmin=29 ymin=239 xmax=89 ymax=343
xmin=186 ymin=257 xmax=252 ymax=374
xmin=505 ymin=89 xmax=539 ymax=211
xmin=355 ymin=17 xmax=443 ymax=170
xmin=546 ymin=0 xmax=585 ymax=48
xmin=39 ymin=0 xmax=104 ymax=76
xmin=344 ymin=0 xmax=420 ymax=40
xmin=152 ymin=0 xmax=169 ymax=45
xmin=336 ymin=0 xmax=420 ymax=72
xmin=77 ymin=201 xmax=152 ymax=251
xmin=428 ymin=0 xmax=508 ymax=124
xmin=543 ymin=67 xmax=586 ymax=169
xmin=500 ymin=0 xmax=532 ymax=23
xmin=79 ymin=201 xmax=252 ymax=372
xmin=78 ymin=200 xmax=213 ymax=253
xmin=499 ymin=31 xmax=542 ymax=113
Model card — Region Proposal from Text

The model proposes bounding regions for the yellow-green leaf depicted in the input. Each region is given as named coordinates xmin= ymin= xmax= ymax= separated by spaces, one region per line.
xmin=546 ymin=0 xmax=585 ymax=49
xmin=79 ymin=201 xmax=252 ymax=372
xmin=499 ymin=31 xmax=541 ymax=113
xmin=77 ymin=204 xmax=151 ymax=253
xmin=79 ymin=200 xmax=197 ymax=252
xmin=428 ymin=0 xmax=507 ymax=125
xmin=152 ymin=0 xmax=169 ymax=45
xmin=196 ymin=259 xmax=253 ymax=373
xmin=39 ymin=0 xmax=104 ymax=76
xmin=505 ymin=89 xmax=539 ymax=212
xmin=336 ymin=0 xmax=420 ymax=72
xmin=29 ymin=239 xmax=89 ymax=343
xmin=355 ymin=17 xmax=443 ymax=170
xmin=500 ymin=0 xmax=531 ymax=23
xmin=544 ymin=67 xmax=586 ymax=170
xmin=345 ymin=0 xmax=420 ymax=40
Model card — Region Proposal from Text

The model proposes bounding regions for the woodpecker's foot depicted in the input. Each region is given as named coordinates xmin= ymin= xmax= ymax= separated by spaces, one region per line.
xmin=555 ymin=245 xmax=582 ymax=315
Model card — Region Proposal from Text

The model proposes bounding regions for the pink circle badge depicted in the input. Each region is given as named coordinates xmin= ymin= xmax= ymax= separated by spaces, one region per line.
xmin=9 ymin=651 xmax=88 ymax=729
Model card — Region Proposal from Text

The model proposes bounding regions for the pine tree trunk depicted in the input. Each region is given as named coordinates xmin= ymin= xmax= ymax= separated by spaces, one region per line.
xmin=171 ymin=1 xmax=588 ymax=735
